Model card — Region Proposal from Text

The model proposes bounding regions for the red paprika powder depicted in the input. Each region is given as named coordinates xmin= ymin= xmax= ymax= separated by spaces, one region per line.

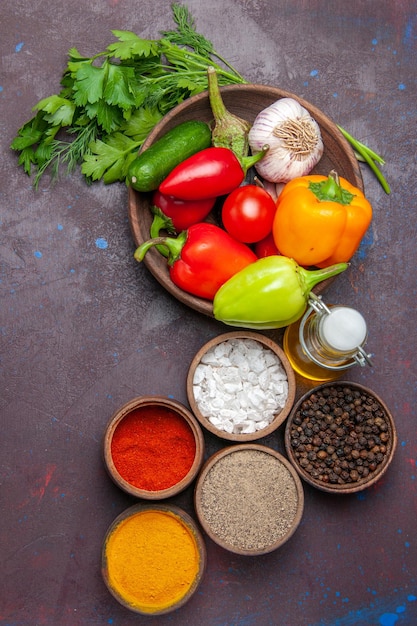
xmin=110 ymin=406 xmax=197 ymax=491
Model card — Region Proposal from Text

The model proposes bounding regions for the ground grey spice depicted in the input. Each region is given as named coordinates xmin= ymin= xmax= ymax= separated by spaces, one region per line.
xmin=289 ymin=385 xmax=391 ymax=486
xmin=199 ymin=449 xmax=299 ymax=551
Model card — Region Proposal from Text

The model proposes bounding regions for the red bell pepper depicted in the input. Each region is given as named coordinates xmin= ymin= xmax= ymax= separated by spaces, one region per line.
xmin=159 ymin=145 xmax=269 ymax=201
xmin=134 ymin=222 xmax=257 ymax=300
xmin=152 ymin=190 xmax=215 ymax=231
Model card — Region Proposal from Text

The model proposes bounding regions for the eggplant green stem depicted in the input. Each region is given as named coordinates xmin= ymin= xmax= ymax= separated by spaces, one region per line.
xmin=241 ymin=144 xmax=269 ymax=173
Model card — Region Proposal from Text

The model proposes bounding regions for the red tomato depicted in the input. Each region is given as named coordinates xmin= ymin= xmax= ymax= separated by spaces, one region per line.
xmin=254 ymin=231 xmax=281 ymax=258
xmin=221 ymin=185 xmax=277 ymax=243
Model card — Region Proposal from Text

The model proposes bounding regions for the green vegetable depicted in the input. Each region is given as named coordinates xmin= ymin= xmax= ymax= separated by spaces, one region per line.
xmin=207 ymin=66 xmax=251 ymax=159
xmin=213 ymin=256 xmax=348 ymax=329
xmin=337 ymin=125 xmax=391 ymax=195
xmin=10 ymin=4 xmax=244 ymax=188
xmin=127 ymin=120 xmax=211 ymax=191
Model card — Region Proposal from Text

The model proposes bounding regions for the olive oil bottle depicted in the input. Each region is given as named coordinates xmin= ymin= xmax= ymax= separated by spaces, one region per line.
xmin=283 ymin=295 xmax=373 ymax=381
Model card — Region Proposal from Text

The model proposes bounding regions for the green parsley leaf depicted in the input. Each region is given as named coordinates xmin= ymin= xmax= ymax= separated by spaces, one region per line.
xmin=120 ymin=107 xmax=163 ymax=141
xmin=81 ymin=132 xmax=139 ymax=182
xmin=103 ymin=64 xmax=137 ymax=109
xmin=34 ymin=95 xmax=76 ymax=126
xmin=84 ymin=101 xmax=124 ymax=134
xmin=10 ymin=117 xmax=46 ymax=151
xmin=73 ymin=64 xmax=106 ymax=106
xmin=67 ymin=46 xmax=93 ymax=63
xmin=107 ymin=31 xmax=159 ymax=60
xmin=17 ymin=147 xmax=38 ymax=175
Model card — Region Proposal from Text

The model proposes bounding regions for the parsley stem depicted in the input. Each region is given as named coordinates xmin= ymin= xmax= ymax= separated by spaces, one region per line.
xmin=207 ymin=52 xmax=245 ymax=81
xmin=160 ymin=41 xmax=245 ymax=84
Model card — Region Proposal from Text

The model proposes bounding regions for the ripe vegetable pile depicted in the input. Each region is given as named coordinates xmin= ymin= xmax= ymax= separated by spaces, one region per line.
xmin=133 ymin=64 xmax=373 ymax=329
xmin=10 ymin=3 xmax=385 ymax=329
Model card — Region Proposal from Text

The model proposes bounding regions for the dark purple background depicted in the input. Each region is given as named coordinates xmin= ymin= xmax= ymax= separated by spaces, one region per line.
xmin=1 ymin=1 xmax=416 ymax=625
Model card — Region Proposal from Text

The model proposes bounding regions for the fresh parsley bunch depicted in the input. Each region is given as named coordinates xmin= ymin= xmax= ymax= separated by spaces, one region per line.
xmin=10 ymin=4 xmax=245 ymax=188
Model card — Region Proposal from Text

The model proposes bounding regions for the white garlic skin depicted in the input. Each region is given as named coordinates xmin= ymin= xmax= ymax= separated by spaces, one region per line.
xmin=248 ymin=97 xmax=324 ymax=183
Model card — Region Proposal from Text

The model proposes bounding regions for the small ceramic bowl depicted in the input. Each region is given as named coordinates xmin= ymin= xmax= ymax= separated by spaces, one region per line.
xmin=194 ymin=444 xmax=304 ymax=555
xmin=102 ymin=503 xmax=206 ymax=615
xmin=103 ymin=396 xmax=205 ymax=499
xmin=128 ymin=84 xmax=363 ymax=318
xmin=187 ymin=331 xmax=296 ymax=441
xmin=284 ymin=381 xmax=397 ymax=494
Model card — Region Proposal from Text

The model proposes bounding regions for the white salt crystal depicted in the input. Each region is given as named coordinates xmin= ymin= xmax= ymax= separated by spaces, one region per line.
xmin=237 ymin=361 xmax=250 ymax=379
xmin=193 ymin=366 xmax=206 ymax=385
xmin=241 ymin=422 xmax=257 ymax=434
xmin=210 ymin=397 xmax=225 ymax=409
xmin=258 ymin=369 xmax=270 ymax=390
xmin=264 ymin=351 xmax=279 ymax=367
xmin=209 ymin=416 xmax=224 ymax=428
xmin=247 ymin=371 xmax=259 ymax=385
xmin=201 ymin=351 xmax=220 ymax=365
xmin=224 ymin=382 xmax=242 ymax=394
xmin=192 ymin=337 xmax=289 ymax=435
xmin=193 ymin=384 xmax=202 ymax=401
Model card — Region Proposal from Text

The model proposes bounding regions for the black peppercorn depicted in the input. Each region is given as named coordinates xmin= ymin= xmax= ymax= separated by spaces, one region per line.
xmin=289 ymin=385 xmax=392 ymax=487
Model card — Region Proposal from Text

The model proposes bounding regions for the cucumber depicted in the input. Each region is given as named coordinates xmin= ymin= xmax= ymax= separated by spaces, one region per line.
xmin=127 ymin=120 xmax=212 ymax=192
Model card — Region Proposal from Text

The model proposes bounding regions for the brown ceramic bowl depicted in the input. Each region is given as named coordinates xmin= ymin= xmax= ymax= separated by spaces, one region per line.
xmin=103 ymin=396 xmax=205 ymax=499
xmin=102 ymin=503 xmax=206 ymax=615
xmin=128 ymin=83 xmax=363 ymax=318
xmin=284 ymin=381 xmax=397 ymax=494
xmin=187 ymin=331 xmax=296 ymax=442
xmin=194 ymin=444 xmax=304 ymax=555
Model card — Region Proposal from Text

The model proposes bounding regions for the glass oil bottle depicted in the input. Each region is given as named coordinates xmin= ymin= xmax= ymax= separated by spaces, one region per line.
xmin=283 ymin=294 xmax=373 ymax=382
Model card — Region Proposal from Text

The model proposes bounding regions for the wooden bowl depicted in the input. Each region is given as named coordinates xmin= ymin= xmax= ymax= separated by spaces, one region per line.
xmin=187 ymin=331 xmax=296 ymax=441
xmin=194 ymin=444 xmax=304 ymax=555
xmin=128 ymin=83 xmax=363 ymax=318
xmin=284 ymin=382 xmax=397 ymax=494
xmin=102 ymin=503 xmax=206 ymax=615
xmin=103 ymin=396 xmax=205 ymax=499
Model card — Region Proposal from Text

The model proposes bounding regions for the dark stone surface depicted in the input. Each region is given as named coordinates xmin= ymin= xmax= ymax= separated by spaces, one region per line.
xmin=1 ymin=1 xmax=416 ymax=624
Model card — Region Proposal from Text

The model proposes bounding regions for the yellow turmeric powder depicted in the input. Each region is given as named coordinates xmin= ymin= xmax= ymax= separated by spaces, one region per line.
xmin=103 ymin=507 xmax=202 ymax=614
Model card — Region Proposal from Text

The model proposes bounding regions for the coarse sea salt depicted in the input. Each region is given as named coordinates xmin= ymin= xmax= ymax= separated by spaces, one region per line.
xmin=193 ymin=338 xmax=288 ymax=435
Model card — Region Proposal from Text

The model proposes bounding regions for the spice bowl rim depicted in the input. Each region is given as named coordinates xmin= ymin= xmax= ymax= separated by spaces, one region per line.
xmin=103 ymin=395 xmax=205 ymax=499
xmin=284 ymin=381 xmax=397 ymax=494
xmin=127 ymin=82 xmax=364 ymax=319
xmin=186 ymin=331 xmax=296 ymax=442
xmin=101 ymin=502 xmax=207 ymax=615
xmin=194 ymin=443 xmax=305 ymax=556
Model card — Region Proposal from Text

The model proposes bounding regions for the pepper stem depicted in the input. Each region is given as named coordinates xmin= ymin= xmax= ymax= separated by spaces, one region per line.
xmin=149 ymin=207 xmax=176 ymax=258
xmin=320 ymin=170 xmax=343 ymax=201
xmin=298 ymin=262 xmax=349 ymax=298
xmin=308 ymin=170 xmax=355 ymax=205
xmin=134 ymin=231 xmax=187 ymax=266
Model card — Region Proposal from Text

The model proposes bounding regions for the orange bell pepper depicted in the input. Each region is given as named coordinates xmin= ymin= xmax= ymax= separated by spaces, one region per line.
xmin=272 ymin=170 xmax=373 ymax=267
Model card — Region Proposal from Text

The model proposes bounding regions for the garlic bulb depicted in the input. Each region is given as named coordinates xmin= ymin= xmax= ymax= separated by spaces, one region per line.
xmin=248 ymin=97 xmax=324 ymax=183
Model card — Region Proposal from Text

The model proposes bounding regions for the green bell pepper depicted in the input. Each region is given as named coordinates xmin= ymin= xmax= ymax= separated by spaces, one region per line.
xmin=213 ymin=256 xmax=348 ymax=329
